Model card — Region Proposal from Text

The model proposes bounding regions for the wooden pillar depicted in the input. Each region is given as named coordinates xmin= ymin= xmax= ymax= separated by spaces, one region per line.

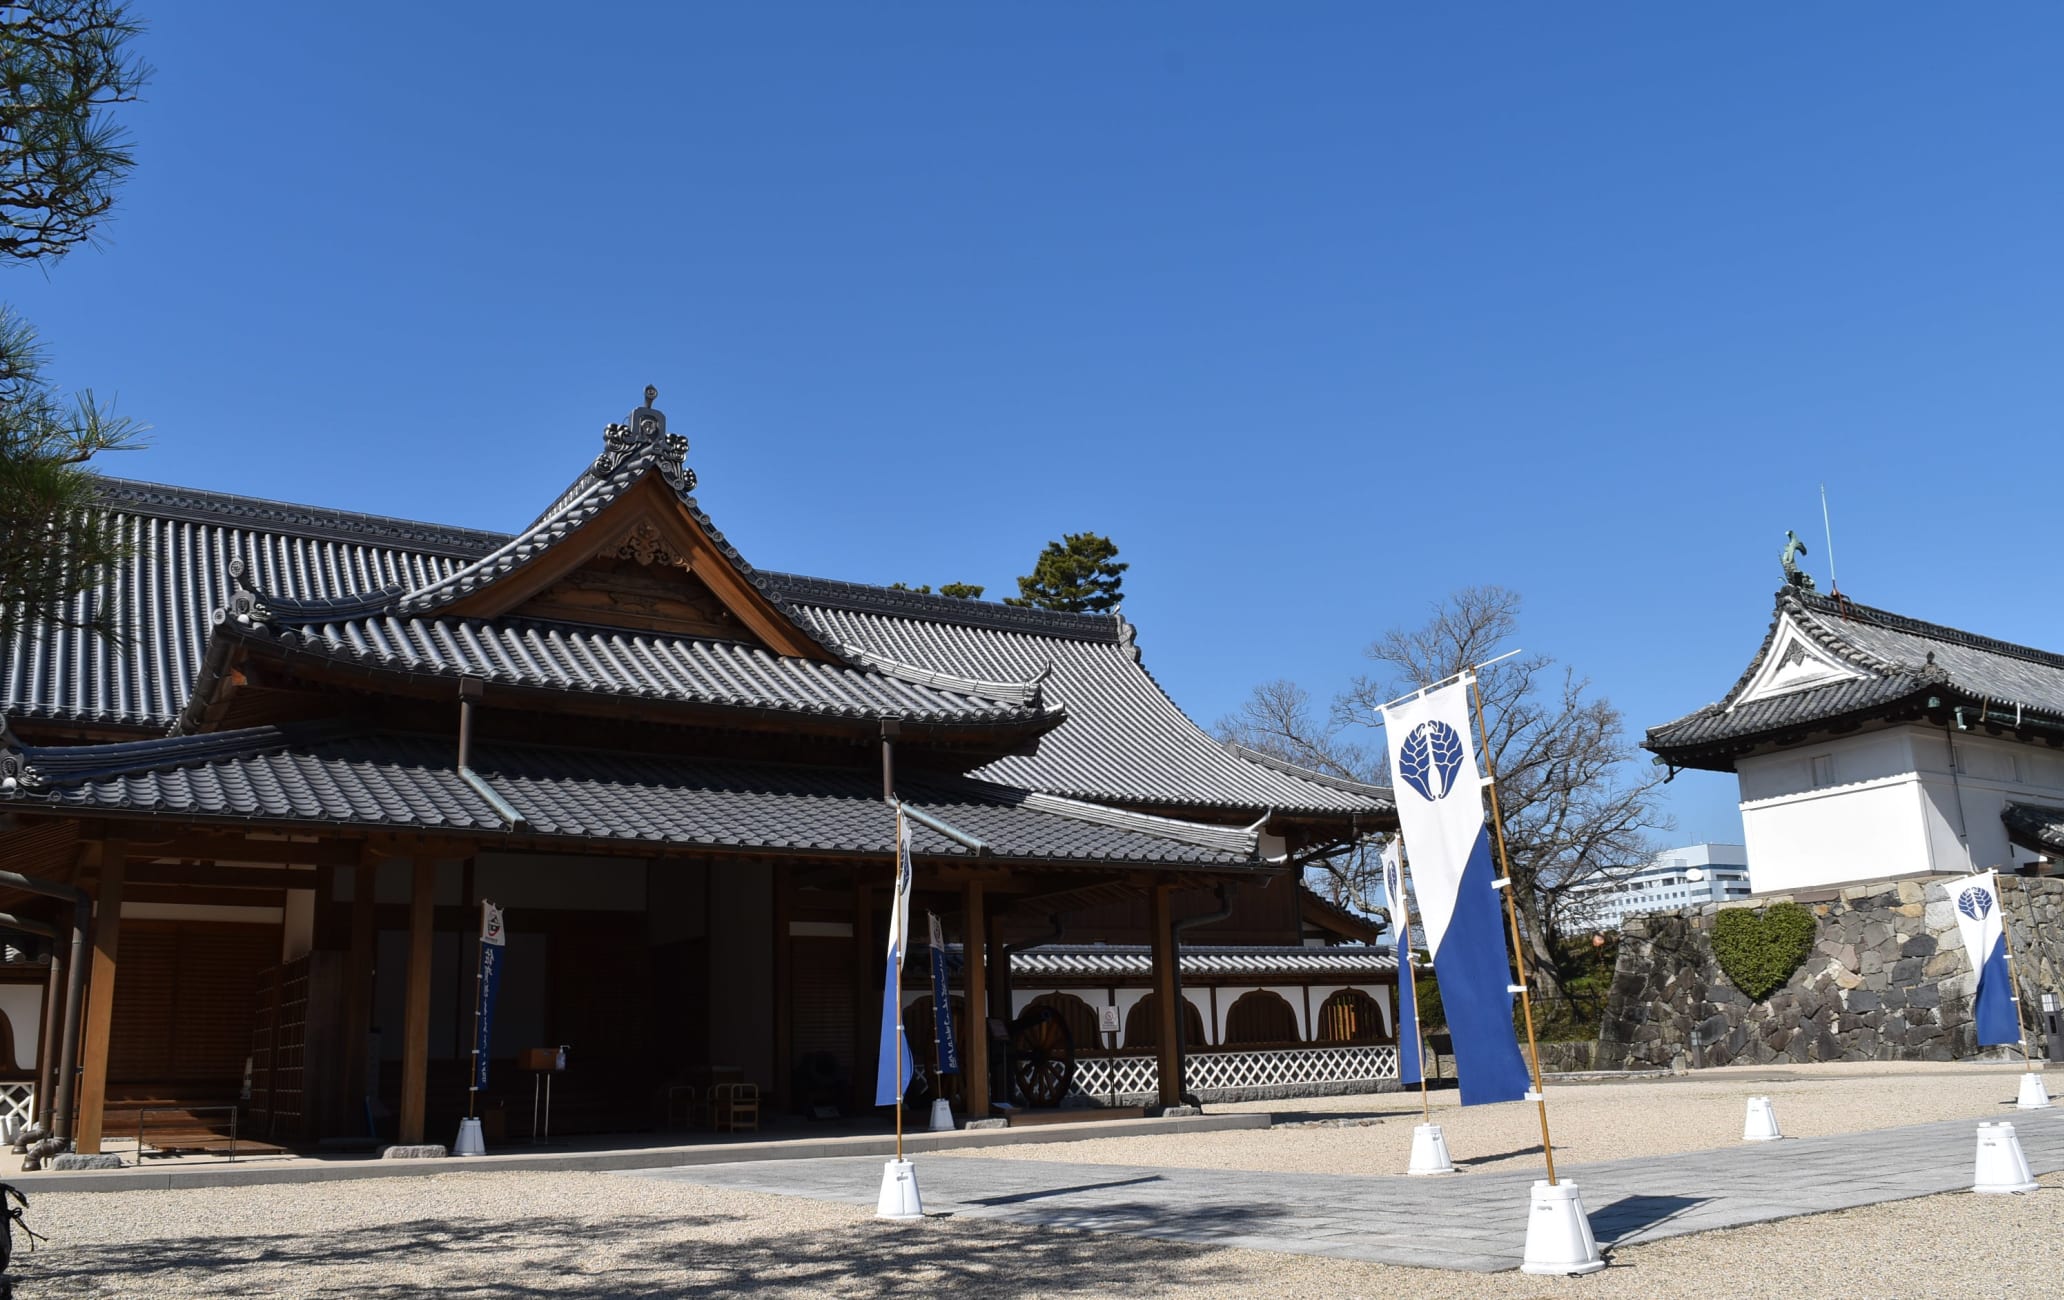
xmin=398 ymin=858 xmax=436 ymax=1145
xmin=962 ymin=882 xmax=989 ymax=1117
xmin=33 ymin=941 xmax=62 ymax=1127
xmin=75 ymin=839 xmax=126 ymax=1155
xmin=850 ymin=873 xmax=875 ymax=1113
xmin=340 ymin=853 xmax=378 ymax=1137
xmin=772 ymin=862 xmax=793 ymax=1113
xmin=985 ymin=906 xmax=1010 ymax=1105
xmin=1148 ymin=884 xmax=1182 ymax=1109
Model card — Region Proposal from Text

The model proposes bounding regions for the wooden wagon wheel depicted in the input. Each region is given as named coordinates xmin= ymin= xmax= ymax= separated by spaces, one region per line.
xmin=1009 ymin=1005 xmax=1075 ymax=1107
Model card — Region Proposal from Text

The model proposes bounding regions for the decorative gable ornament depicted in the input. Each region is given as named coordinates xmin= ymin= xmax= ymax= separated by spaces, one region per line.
xmin=616 ymin=522 xmax=687 ymax=570
xmin=593 ymin=385 xmax=696 ymax=493
xmin=1730 ymin=614 xmax=1869 ymax=709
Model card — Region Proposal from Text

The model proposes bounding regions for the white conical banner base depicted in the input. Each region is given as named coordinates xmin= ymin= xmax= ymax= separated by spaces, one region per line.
xmin=1407 ymin=1123 xmax=1456 ymax=1175
xmin=2015 ymin=1072 xmax=2052 ymax=1111
xmin=928 ymin=1098 xmax=956 ymax=1131
xmin=452 ymin=1117 xmax=486 ymax=1157
xmin=1742 ymin=1096 xmax=1782 ymax=1142
xmin=1973 ymin=1122 xmax=2039 ymax=1194
xmin=1520 ymin=1180 xmax=1606 ymax=1276
xmin=876 ymin=1158 xmax=925 ymax=1219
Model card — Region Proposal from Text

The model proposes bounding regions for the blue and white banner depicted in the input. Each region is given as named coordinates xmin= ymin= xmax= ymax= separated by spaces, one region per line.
xmin=927 ymin=911 xmax=961 ymax=1075
xmin=473 ymin=900 xmax=506 ymax=1091
xmin=1382 ymin=676 xmax=1530 ymax=1106
xmin=1382 ymin=837 xmax=1422 ymax=1088
xmin=875 ymin=811 xmax=916 ymax=1106
xmin=1943 ymin=870 xmax=2019 ymax=1047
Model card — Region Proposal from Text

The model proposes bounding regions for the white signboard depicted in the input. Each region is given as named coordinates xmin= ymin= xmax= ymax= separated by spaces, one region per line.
xmin=1098 ymin=1005 xmax=1122 ymax=1034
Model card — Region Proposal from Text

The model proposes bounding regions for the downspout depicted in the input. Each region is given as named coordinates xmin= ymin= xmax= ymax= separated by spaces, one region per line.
xmin=457 ymin=676 xmax=527 ymax=830
xmin=0 ymin=872 xmax=90 ymax=1144
xmin=1945 ymin=715 xmax=1971 ymax=866
xmin=1170 ymin=882 xmax=1237 ymax=1109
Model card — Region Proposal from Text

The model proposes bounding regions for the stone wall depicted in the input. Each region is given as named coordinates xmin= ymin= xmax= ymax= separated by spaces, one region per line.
xmin=1601 ymin=875 xmax=2064 ymax=1069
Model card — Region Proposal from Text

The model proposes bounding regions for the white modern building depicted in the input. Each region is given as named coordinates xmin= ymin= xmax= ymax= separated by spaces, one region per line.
xmin=1560 ymin=843 xmax=1752 ymax=930
xmin=1646 ymin=582 xmax=2064 ymax=895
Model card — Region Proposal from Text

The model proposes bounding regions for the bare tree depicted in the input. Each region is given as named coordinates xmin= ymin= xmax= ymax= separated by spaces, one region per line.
xmin=1222 ymin=586 xmax=1671 ymax=1006
xmin=1217 ymin=679 xmax=1390 ymax=917
xmin=1337 ymin=586 xmax=1670 ymax=1005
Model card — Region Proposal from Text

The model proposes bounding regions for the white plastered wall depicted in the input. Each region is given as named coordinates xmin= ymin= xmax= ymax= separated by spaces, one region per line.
xmin=1737 ymin=724 xmax=2064 ymax=891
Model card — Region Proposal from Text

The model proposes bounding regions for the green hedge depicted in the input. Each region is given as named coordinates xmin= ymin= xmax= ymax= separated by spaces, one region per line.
xmin=1711 ymin=903 xmax=1817 ymax=1001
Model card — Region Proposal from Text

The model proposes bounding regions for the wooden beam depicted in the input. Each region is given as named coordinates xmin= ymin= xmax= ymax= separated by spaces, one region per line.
xmin=772 ymin=861 xmax=793 ymax=1114
xmin=398 ymin=858 xmax=436 ymax=1145
xmin=1148 ymin=884 xmax=1181 ymax=1109
xmin=126 ymin=863 xmax=319 ymax=890
xmin=118 ymin=835 xmax=364 ymax=868
xmin=963 ymin=881 xmax=989 ymax=1118
xmin=75 ymin=838 xmax=127 ymax=1155
xmin=850 ymin=873 xmax=874 ymax=1114
xmin=341 ymin=852 xmax=377 ymax=1140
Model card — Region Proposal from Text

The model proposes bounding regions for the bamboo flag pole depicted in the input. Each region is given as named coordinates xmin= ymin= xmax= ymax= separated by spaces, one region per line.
xmin=1992 ymin=871 xmax=2037 ymax=1072
xmin=894 ymin=805 xmax=907 ymax=1165
xmin=1391 ymin=844 xmax=1434 ymax=1125
xmin=1470 ymin=673 xmax=1560 ymax=1187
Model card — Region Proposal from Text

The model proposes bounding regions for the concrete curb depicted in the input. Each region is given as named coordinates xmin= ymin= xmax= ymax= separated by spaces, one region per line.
xmin=16 ymin=1111 xmax=1270 ymax=1194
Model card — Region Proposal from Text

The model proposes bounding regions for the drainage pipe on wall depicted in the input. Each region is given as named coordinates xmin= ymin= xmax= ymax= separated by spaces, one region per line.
xmin=0 ymin=872 xmax=90 ymax=1143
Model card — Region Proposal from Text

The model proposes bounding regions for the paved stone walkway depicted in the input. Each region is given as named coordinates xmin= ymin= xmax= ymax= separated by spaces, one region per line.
xmin=630 ymin=1108 xmax=2064 ymax=1272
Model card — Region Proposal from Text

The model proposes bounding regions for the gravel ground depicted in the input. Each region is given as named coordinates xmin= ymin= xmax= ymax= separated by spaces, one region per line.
xmin=9 ymin=1166 xmax=2061 ymax=1298
xmin=937 ymin=1060 xmax=2054 ymax=1176
xmin=9 ymin=1063 xmax=2056 ymax=1297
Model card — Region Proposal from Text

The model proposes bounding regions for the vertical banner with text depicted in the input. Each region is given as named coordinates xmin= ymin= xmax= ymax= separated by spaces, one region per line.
xmin=474 ymin=900 xmax=507 ymax=1092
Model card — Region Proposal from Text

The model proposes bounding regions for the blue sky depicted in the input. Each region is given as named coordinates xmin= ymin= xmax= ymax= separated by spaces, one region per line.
xmin=16 ymin=4 xmax=2063 ymax=846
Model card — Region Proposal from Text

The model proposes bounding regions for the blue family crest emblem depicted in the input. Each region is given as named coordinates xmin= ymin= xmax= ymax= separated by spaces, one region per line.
xmin=1398 ymin=719 xmax=1468 ymax=801
xmin=1957 ymin=887 xmax=1993 ymax=921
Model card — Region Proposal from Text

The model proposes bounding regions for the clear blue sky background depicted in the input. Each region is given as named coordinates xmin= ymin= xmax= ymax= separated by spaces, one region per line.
xmin=15 ymin=5 xmax=2063 ymax=848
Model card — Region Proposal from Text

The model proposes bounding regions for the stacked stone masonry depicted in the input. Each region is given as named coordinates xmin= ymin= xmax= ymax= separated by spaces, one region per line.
xmin=1601 ymin=875 xmax=2064 ymax=1068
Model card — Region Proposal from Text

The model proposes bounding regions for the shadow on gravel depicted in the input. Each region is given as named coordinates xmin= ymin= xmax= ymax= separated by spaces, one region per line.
xmin=1585 ymin=1194 xmax=1712 ymax=1245
xmin=1452 ymin=1145 xmax=1545 ymax=1168
xmin=8 ymin=1210 xmax=1238 ymax=1299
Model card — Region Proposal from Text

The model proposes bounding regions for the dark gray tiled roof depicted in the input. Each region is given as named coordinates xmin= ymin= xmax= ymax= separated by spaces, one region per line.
xmin=792 ymin=603 xmax=1389 ymax=815
xmin=201 ymin=615 xmax=1054 ymax=728
xmin=1646 ymin=588 xmax=2064 ymax=765
xmin=7 ymin=459 xmax=1388 ymax=820
xmin=1008 ymin=944 xmax=1398 ymax=979
xmin=5 ymin=484 xmax=480 ymax=729
xmin=0 ymin=726 xmax=1264 ymax=866
xmin=2002 ymin=802 xmax=2064 ymax=856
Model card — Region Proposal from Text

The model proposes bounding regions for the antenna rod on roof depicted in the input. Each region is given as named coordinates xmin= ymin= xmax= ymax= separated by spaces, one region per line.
xmin=1820 ymin=484 xmax=1840 ymax=596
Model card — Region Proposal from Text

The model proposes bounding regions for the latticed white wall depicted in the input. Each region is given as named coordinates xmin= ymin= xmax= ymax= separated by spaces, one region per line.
xmin=918 ymin=1043 xmax=1399 ymax=1109
xmin=1070 ymin=1044 xmax=1398 ymax=1104
xmin=0 ymin=1083 xmax=33 ymax=1130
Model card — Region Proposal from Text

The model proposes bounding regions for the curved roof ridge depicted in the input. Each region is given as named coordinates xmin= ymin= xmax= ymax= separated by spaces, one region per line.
xmin=392 ymin=466 xmax=626 ymax=615
xmin=12 ymin=720 xmax=350 ymax=787
xmin=201 ymin=612 xmax=1061 ymax=730
xmin=1223 ymin=742 xmax=1394 ymax=800
xmin=93 ymin=476 xmax=509 ymax=559
xmin=767 ymin=571 xmax=1123 ymax=644
xmin=1010 ymin=789 xmax=1260 ymax=856
xmin=829 ymin=640 xmax=1049 ymax=706
xmin=1796 ymin=589 xmax=2064 ymax=673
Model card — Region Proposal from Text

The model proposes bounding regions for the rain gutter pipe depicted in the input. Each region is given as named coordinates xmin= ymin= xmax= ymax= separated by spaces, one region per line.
xmin=0 ymin=871 xmax=90 ymax=1143
xmin=1170 ymin=882 xmax=1237 ymax=1108
xmin=457 ymin=676 xmax=528 ymax=830
xmin=879 ymin=719 xmax=991 ymax=856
